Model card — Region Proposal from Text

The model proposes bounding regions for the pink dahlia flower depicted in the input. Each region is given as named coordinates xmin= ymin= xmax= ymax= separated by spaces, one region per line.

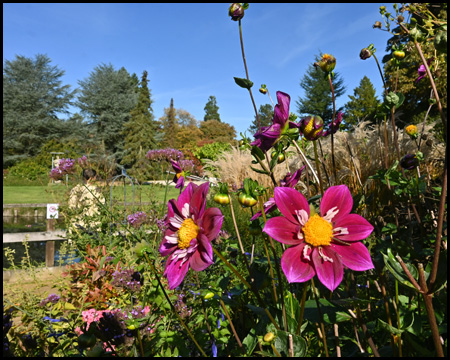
xmin=171 ymin=159 xmax=186 ymax=192
xmin=251 ymin=91 xmax=298 ymax=152
xmin=159 ymin=182 xmax=224 ymax=289
xmin=263 ymin=185 xmax=374 ymax=291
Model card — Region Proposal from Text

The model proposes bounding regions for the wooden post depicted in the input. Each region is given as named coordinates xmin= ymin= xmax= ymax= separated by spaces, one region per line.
xmin=46 ymin=218 xmax=55 ymax=267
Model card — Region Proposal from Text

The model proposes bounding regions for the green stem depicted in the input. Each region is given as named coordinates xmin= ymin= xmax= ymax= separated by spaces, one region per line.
xmin=227 ymin=194 xmax=251 ymax=271
xmin=313 ymin=141 xmax=324 ymax=194
xmin=136 ymin=328 xmax=145 ymax=357
xmin=213 ymin=247 xmax=280 ymax=330
xmin=219 ymin=297 xmax=246 ymax=355
xmin=395 ymin=279 xmax=402 ymax=357
xmin=327 ymin=74 xmax=337 ymax=183
xmin=143 ymin=253 xmax=208 ymax=357
xmin=311 ymin=278 xmax=329 ymax=357
xmin=295 ymin=283 xmax=308 ymax=335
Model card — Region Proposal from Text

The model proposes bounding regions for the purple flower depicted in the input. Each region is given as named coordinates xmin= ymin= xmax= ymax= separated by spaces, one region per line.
xmin=415 ymin=58 xmax=433 ymax=83
xmin=171 ymin=159 xmax=186 ymax=191
xmin=49 ymin=158 xmax=76 ymax=180
xmin=322 ymin=112 xmax=344 ymax=137
xmin=250 ymin=167 xmax=305 ymax=221
xmin=127 ymin=211 xmax=147 ymax=228
xmin=263 ymin=185 xmax=374 ymax=291
xmin=159 ymin=182 xmax=224 ymax=290
xmin=39 ymin=293 xmax=60 ymax=306
xmin=400 ymin=154 xmax=419 ymax=170
xmin=112 ymin=268 xmax=143 ymax=292
xmin=77 ymin=155 xmax=88 ymax=168
xmin=251 ymin=91 xmax=298 ymax=152
xmin=146 ymin=148 xmax=184 ymax=162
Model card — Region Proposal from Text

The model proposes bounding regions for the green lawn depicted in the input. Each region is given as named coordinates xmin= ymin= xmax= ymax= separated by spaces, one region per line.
xmin=3 ymin=183 xmax=180 ymax=205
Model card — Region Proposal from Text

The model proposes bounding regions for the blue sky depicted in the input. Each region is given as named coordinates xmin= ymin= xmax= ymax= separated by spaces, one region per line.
xmin=3 ymin=3 xmax=392 ymax=137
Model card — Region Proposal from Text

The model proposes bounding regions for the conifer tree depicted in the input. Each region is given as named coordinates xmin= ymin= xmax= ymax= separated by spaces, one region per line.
xmin=161 ymin=98 xmax=178 ymax=148
xmin=296 ymin=54 xmax=346 ymax=126
xmin=203 ymin=95 xmax=221 ymax=122
xmin=3 ymin=54 xmax=76 ymax=167
xmin=121 ymin=70 xmax=157 ymax=179
xmin=344 ymin=76 xmax=380 ymax=128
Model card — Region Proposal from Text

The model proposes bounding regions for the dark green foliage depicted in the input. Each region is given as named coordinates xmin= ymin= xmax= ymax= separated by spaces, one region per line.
xmin=121 ymin=70 xmax=157 ymax=181
xmin=203 ymin=95 xmax=221 ymax=122
xmin=76 ymin=63 xmax=138 ymax=159
xmin=161 ymin=98 xmax=178 ymax=148
xmin=248 ymin=103 xmax=274 ymax=135
xmin=296 ymin=54 xmax=346 ymax=126
xmin=343 ymin=76 xmax=380 ymax=127
xmin=3 ymin=54 xmax=76 ymax=167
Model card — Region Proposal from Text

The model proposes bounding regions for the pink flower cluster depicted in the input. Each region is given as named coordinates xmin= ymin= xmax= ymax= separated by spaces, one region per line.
xmin=49 ymin=157 xmax=76 ymax=180
xmin=127 ymin=211 xmax=147 ymax=228
xmin=146 ymin=148 xmax=184 ymax=162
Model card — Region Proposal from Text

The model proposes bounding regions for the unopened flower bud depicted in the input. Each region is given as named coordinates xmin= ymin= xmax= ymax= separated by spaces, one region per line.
xmin=426 ymin=139 xmax=433 ymax=147
xmin=299 ymin=115 xmax=324 ymax=141
xmin=264 ymin=332 xmax=275 ymax=343
xmin=360 ymin=48 xmax=372 ymax=60
xmin=229 ymin=3 xmax=244 ymax=21
xmin=373 ymin=21 xmax=382 ymax=29
xmin=315 ymin=53 xmax=336 ymax=73
xmin=400 ymin=154 xmax=419 ymax=170
xmin=259 ymin=87 xmax=267 ymax=94
xmin=421 ymin=133 xmax=428 ymax=140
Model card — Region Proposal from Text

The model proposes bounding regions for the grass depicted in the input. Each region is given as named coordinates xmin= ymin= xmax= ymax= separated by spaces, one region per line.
xmin=3 ymin=183 xmax=181 ymax=205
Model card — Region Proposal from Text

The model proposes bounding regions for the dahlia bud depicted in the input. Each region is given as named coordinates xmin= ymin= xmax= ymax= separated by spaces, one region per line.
xmin=299 ymin=115 xmax=324 ymax=141
xmin=404 ymin=124 xmax=418 ymax=139
xmin=228 ymin=3 xmax=244 ymax=21
xmin=263 ymin=332 xmax=275 ymax=343
xmin=259 ymin=84 xmax=268 ymax=94
xmin=314 ymin=53 xmax=336 ymax=74
xmin=400 ymin=154 xmax=419 ymax=170
xmin=360 ymin=48 xmax=372 ymax=60
xmin=373 ymin=21 xmax=382 ymax=29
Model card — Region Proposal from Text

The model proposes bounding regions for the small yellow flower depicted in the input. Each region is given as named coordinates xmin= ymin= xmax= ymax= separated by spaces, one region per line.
xmin=405 ymin=124 xmax=418 ymax=139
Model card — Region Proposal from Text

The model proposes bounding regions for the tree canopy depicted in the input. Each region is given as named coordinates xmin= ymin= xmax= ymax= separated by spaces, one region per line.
xmin=3 ymin=54 xmax=76 ymax=167
xmin=247 ymin=103 xmax=274 ymax=135
xmin=76 ymin=63 xmax=138 ymax=158
xmin=203 ymin=95 xmax=221 ymax=122
xmin=343 ymin=76 xmax=380 ymax=128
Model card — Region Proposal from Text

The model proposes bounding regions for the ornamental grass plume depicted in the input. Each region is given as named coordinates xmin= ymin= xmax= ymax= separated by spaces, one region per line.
xmin=159 ymin=182 xmax=224 ymax=289
xmin=263 ymin=185 xmax=374 ymax=291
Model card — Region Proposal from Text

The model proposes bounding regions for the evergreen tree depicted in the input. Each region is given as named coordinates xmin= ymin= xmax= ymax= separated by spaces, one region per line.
xmin=247 ymin=103 xmax=274 ymax=135
xmin=3 ymin=54 xmax=76 ymax=167
xmin=160 ymin=98 xmax=178 ymax=148
xmin=343 ymin=76 xmax=380 ymax=128
xmin=121 ymin=70 xmax=157 ymax=179
xmin=296 ymin=54 xmax=346 ymax=126
xmin=203 ymin=95 xmax=221 ymax=122
xmin=76 ymin=63 xmax=138 ymax=159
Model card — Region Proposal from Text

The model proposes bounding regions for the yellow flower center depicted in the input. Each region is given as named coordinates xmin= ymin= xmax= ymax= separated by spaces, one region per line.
xmin=177 ymin=218 xmax=199 ymax=249
xmin=302 ymin=214 xmax=333 ymax=247
xmin=176 ymin=172 xmax=184 ymax=179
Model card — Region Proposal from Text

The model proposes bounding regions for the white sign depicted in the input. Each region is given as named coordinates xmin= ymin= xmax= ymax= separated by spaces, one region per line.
xmin=47 ymin=203 xmax=59 ymax=219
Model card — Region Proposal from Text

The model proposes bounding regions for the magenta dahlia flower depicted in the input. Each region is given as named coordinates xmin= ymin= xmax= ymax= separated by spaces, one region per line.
xmin=251 ymin=91 xmax=298 ymax=152
xmin=159 ymin=182 xmax=224 ymax=289
xmin=263 ymin=185 xmax=374 ymax=291
xmin=171 ymin=159 xmax=186 ymax=192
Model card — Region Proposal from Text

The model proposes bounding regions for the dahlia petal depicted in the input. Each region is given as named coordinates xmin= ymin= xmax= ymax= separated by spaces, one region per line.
xmin=334 ymin=214 xmax=374 ymax=241
xmin=190 ymin=234 xmax=214 ymax=272
xmin=274 ymin=187 xmax=309 ymax=225
xmin=176 ymin=183 xmax=196 ymax=215
xmin=175 ymin=176 xmax=185 ymax=190
xmin=320 ymin=185 xmax=353 ymax=223
xmin=331 ymin=242 xmax=374 ymax=271
xmin=159 ymin=236 xmax=178 ymax=257
xmin=281 ymin=243 xmax=315 ymax=283
xmin=189 ymin=182 xmax=209 ymax=220
xmin=263 ymin=216 xmax=300 ymax=245
xmin=164 ymin=257 xmax=190 ymax=290
xmin=201 ymin=207 xmax=224 ymax=241
xmin=273 ymin=91 xmax=290 ymax=127
xmin=170 ymin=159 xmax=182 ymax=172
xmin=312 ymin=247 xmax=343 ymax=291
